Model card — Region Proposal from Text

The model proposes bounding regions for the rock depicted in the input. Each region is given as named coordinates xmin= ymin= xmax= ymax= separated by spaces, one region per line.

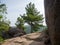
xmin=1 ymin=27 xmax=26 ymax=39
xmin=1 ymin=31 xmax=11 ymax=39
xmin=2 ymin=31 xmax=51 ymax=45
xmin=8 ymin=27 xmax=26 ymax=37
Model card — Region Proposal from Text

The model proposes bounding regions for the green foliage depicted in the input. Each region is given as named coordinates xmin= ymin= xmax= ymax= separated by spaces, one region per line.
xmin=0 ymin=15 xmax=3 ymax=19
xmin=0 ymin=21 xmax=10 ymax=31
xmin=0 ymin=3 xmax=10 ymax=42
xmin=0 ymin=4 xmax=7 ymax=14
xmin=0 ymin=36 xmax=4 ymax=42
xmin=0 ymin=4 xmax=10 ymax=31
xmin=15 ymin=16 xmax=25 ymax=30
xmin=21 ymin=2 xmax=44 ymax=33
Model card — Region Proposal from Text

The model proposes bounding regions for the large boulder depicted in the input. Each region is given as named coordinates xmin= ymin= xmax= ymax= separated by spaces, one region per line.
xmin=1 ymin=27 xmax=26 ymax=39
xmin=8 ymin=27 xmax=26 ymax=37
xmin=1 ymin=31 xmax=11 ymax=39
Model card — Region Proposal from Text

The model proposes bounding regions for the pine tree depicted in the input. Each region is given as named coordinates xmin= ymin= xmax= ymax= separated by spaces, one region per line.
xmin=15 ymin=15 xmax=25 ymax=30
xmin=22 ymin=2 xmax=44 ymax=33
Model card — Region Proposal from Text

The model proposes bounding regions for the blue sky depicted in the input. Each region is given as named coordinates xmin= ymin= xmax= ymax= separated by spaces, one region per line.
xmin=1 ymin=0 xmax=46 ymax=26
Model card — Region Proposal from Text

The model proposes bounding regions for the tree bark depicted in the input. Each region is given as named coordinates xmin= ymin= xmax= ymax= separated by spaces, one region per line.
xmin=44 ymin=0 xmax=60 ymax=45
xmin=31 ymin=22 xmax=33 ymax=33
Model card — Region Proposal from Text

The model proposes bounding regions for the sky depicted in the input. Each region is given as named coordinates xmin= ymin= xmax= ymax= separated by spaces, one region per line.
xmin=1 ymin=0 xmax=46 ymax=26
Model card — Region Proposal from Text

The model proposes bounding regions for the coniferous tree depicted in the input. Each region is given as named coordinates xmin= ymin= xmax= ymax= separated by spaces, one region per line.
xmin=15 ymin=15 xmax=25 ymax=30
xmin=21 ymin=2 xmax=44 ymax=33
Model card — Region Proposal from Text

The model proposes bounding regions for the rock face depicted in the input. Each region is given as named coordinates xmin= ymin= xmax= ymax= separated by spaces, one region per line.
xmin=44 ymin=0 xmax=60 ymax=45
xmin=8 ymin=27 xmax=26 ymax=37
xmin=2 ymin=31 xmax=51 ymax=45
xmin=1 ymin=27 xmax=26 ymax=39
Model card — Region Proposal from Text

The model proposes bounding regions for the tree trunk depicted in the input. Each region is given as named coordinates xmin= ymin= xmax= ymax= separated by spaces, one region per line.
xmin=44 ymin=0 xmax=60 ymax=45
xmin=31 ymin=22 xmax=33 ymax=33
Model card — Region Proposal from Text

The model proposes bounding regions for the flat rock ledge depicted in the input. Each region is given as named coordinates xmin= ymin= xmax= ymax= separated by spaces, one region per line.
xmin=1 ymin=32 xmax=50 ymax=45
